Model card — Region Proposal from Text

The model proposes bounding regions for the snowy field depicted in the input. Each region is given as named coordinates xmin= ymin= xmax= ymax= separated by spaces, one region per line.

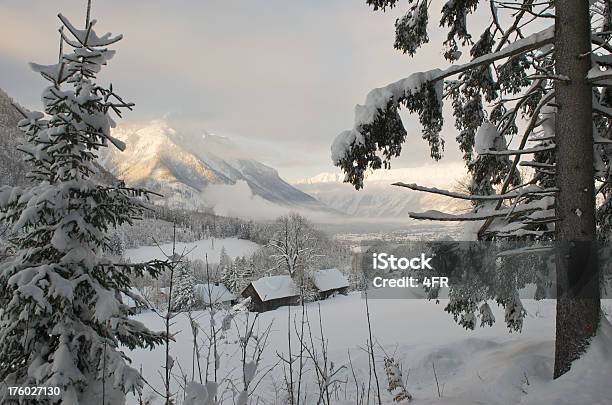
xmin=124 ymin=237 xmax=260 ymax=265
xmin=124 ymin=294 xmax=612 ymax=405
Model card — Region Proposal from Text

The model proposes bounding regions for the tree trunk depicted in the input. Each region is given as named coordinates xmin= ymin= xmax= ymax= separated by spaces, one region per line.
xmin=553 ymin=0 xmax=601 ymax=379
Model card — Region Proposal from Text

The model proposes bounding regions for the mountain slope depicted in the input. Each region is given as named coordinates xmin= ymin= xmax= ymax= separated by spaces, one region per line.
xmin=294 ymin=164 xmax=470 ymax=218
xmin=0 ymin=88 xmax=31 ymax=186
xmin=100 ymin=121 xmax=324 ymax=210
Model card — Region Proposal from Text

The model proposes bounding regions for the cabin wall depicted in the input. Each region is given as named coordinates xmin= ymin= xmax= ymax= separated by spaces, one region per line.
xmin=318 ymin=287 xmax=349 ymax=300
xmin=262 ymin=296 xmax=300 ymax=312
xmin=241 ymin=284 xmax=265 ymax=312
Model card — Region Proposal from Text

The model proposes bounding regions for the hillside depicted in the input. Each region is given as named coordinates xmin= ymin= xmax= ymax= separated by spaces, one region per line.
xmin=0 ymin=88 xmax=31 ymax=186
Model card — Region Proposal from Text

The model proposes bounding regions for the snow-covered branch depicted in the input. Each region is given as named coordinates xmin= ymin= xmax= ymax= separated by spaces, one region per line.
xmin=409 ymin=197 xmax=554 ymax=221
xmin=332 ymin=25 xmax=555 ymax=189
xmin=478 ymin=144 xmax=555 ymax=156
xmin=392 ymin=182 xmax=557 ymax=201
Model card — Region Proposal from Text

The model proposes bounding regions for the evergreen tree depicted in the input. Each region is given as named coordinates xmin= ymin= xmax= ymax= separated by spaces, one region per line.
xmin=172 ymin=261 xmax=195 ymax=311
xmin=332 ymin=0 xmax=608 ymax=377
xmin=0 ymin=3 xmax=166 ymax=402
xmin=219 ymin=247 xmax=232 ymax=276
xmin=222 ymin=256 xmax=253 ymax=295
xmin=240 ymin=256 xmax=255 ymax=291
xmin=106 ymin=230 xmax=125 ymax=258
xmin=221 ymin=258 xmax=240 ymax=294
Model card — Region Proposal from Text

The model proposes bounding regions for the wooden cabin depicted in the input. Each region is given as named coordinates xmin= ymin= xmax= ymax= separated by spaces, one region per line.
xmin=241 ymin=275 xmax=300 ymax=312
xmin=312 ymin=268 xmax=349 ymax=299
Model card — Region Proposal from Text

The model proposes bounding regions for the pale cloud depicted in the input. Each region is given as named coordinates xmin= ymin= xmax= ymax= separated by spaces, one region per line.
xmin=200 ymin=180 xmax=288 ymax=220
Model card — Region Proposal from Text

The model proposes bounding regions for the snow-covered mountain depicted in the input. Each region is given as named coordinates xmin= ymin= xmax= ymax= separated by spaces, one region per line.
xmin=3 ymin=86 xmax=465 ymax=221
xmin=294 ymin=163 xmax=470 ymax=218
xmin=100 ymin=120 xmax=325 ymax=212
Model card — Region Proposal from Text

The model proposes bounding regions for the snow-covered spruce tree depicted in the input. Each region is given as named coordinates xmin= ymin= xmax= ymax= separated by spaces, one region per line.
xmin=106 ymin=230 xmax=125 ymax=258
xmin=221 ymin=259 xmax=239 ymax=294
xmin=218 ymin=247 xmax=232 ymax=281
xmin=332 ymin=0 xmax=608 ymax=377
xmin=172 ymin=261 xmax=195 ymax=311
xmin=222 ymin=256 xmax=253 ymax=295
xmin=0 ymin=5 xmax=167 ymax=403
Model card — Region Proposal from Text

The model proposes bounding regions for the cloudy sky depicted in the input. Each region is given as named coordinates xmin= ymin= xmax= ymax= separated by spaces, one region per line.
xmin=0 ymin=0 xmax=467 ymax=182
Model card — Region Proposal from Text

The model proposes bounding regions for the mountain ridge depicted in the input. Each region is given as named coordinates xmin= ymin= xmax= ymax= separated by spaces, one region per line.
xmin=100 ymin=120 xmax=327 ymax=212
xmin=293 ymin=163 xmax=470 ymax=219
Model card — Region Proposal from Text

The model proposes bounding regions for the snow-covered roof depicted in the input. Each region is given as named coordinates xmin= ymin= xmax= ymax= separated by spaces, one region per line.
xmin=120 ymin=287 xmax=148 ymax=308
xmin=194 ymin=283 xmax=236 ymax=305
xmin=249 ymin=275 xmax=298 ymax=302
xmin=312 ymin=268 xmax=349 ymax=292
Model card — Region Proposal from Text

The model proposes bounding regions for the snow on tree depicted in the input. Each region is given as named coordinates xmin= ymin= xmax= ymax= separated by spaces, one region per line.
xmin=221 ymin=260 xmax=241 ymax=294
xmin=183 ymin=381 xmax=218 ymax=405
xmin=332 ymin=0 xmax=609 ymax=377
xmin=219 ymin=247 xmax=232 ymax=275
xmin=383 ymin=356 xmax=412 ymax=404
xmin=105 ymin=230 xmax=125 ymax=258
xmin=172 ymin=261 xmax=196 ymax=311
xmin=479 ymin=302 xmax=495 ymax=328
xmin=267 ymin=212 xmax=326 ymax=303
xmin=0 ymin=2 xmax=167 ymax=403
xmin=268 ymin=213 xmax=317 ymax=278
xmin=222 ymin=256 xmax=253 ymax=295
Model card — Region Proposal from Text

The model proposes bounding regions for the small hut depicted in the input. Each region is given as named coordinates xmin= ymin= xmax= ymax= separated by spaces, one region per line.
xmin=312 ymin=268 xmax=349 ymax=299
xmin=241 ymin=275 xmax=300 ymax=312
xmin=194 ymin=283 xmax=236 ymax=307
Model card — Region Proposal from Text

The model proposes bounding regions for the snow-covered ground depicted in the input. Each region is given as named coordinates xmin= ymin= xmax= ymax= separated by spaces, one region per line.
xmin=124 ymin=294 xmax=612 ymax=405
xmin=124 ymin=237 xmax=260 ymax=265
